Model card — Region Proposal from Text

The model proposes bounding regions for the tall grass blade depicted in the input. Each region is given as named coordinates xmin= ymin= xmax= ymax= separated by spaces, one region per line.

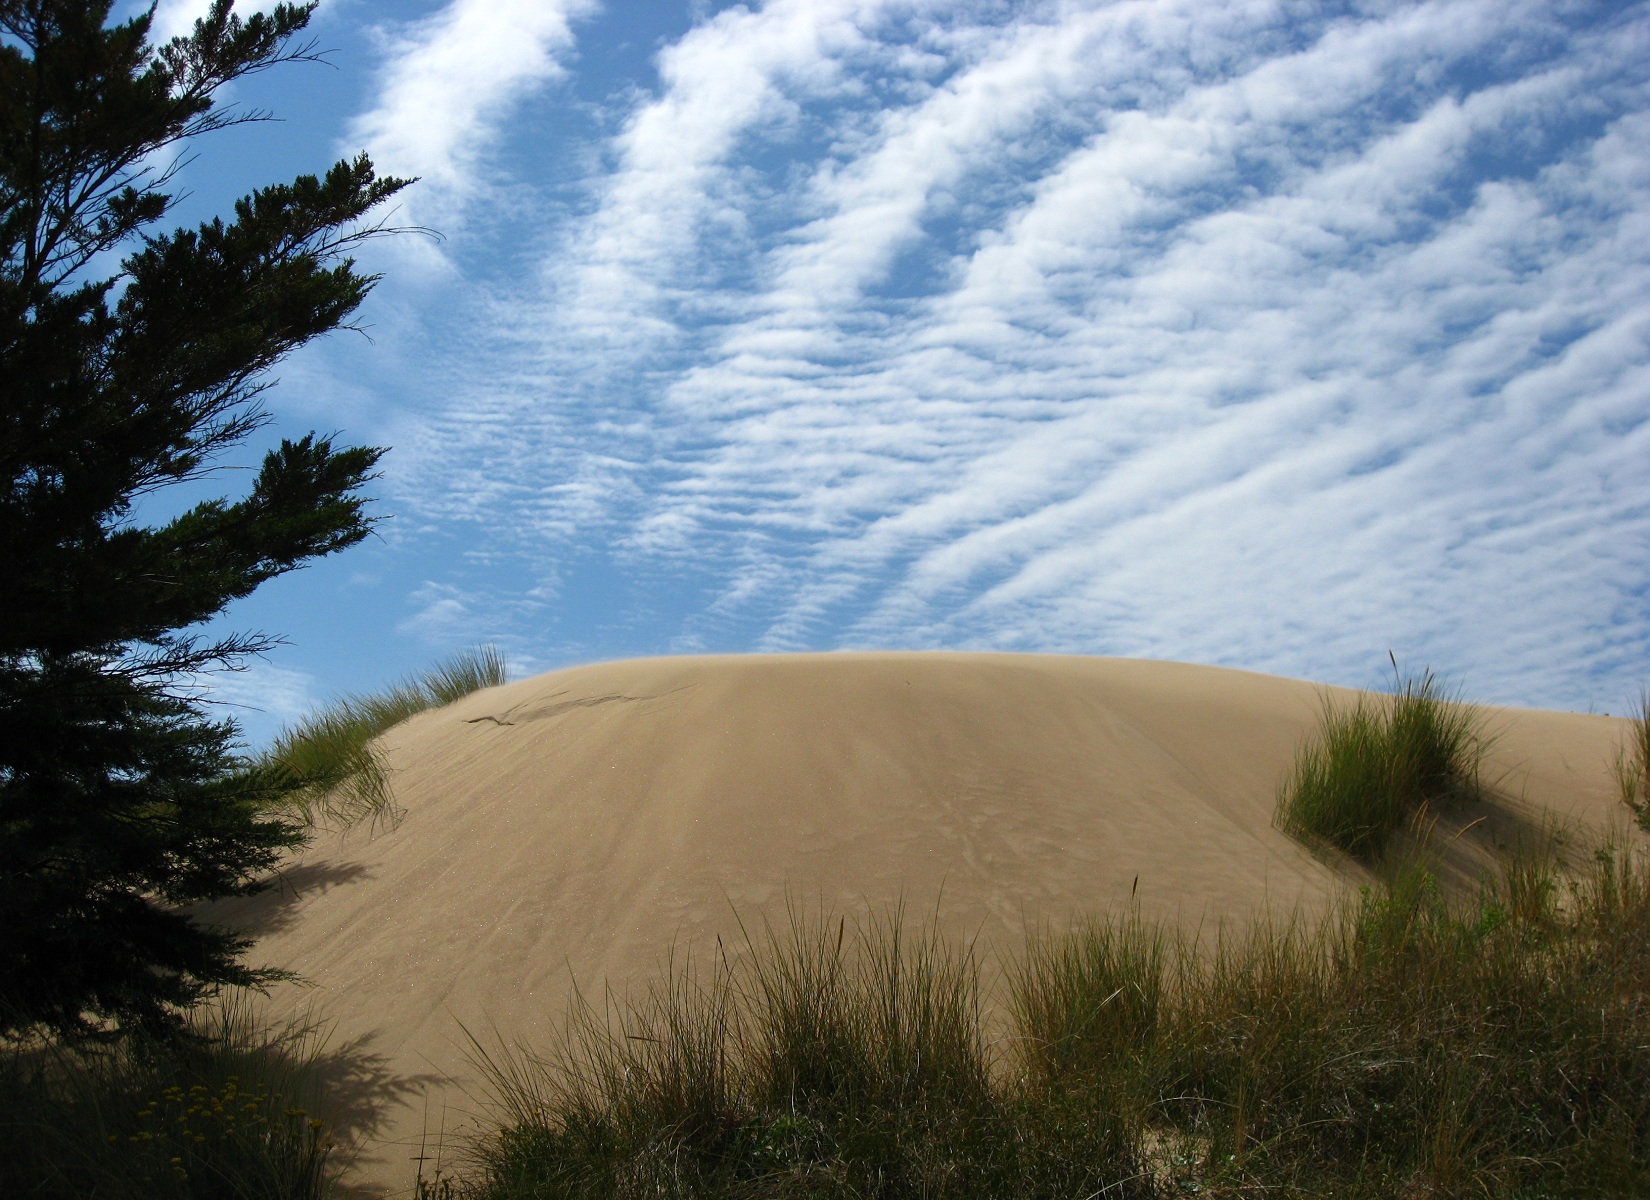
xmin=436 ymin=834 xmax=1650 ymax=1199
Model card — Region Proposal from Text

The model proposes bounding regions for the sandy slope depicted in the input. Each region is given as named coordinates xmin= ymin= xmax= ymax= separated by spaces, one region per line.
xmin=211 ymin=653 xmax=1633 ymax=1195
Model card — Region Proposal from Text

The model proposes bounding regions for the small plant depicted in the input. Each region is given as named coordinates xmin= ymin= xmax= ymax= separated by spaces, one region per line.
xmin=259 ymin=644 xmax=507 ymax=829
xmin=107 ymin=1076 xmax=333 ymax=1193
xmin=1616 ymin=689 xmax=1650 ymax=832
xmin=1275 ymin=662 xmax=1483 ymax=860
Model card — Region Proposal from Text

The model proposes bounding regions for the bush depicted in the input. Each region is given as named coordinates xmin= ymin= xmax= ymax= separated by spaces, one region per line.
xmin=1275 ymin=666 xmax=1483 ymax=860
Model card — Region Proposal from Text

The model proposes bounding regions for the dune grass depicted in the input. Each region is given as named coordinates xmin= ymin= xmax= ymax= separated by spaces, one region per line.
xmin=423 ymin=835 xmax=1650 ymax=1200
xmin=0 ymin=995 xmax=341 ymax=1200
xmin=1274 ymin=665 xmax=1484 ymax=860
xmin=259 ymin=645 xmax=507 ymax=829
xmin=445 ymin=911 xmax=1023 ymax=1200
xmin=1618 ymin=690 xmax=1650 ymax=833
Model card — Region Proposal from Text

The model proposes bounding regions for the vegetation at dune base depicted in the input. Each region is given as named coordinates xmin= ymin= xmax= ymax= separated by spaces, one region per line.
xmin=1274 ymin=664 xmax=1485 ymax=860
xmin=0 ymin=649 xmax=509 ymax=1197
xmin=259 ymin=644 xmax=508 ymax=829
xmin=0 ymin=996 xmax=339 ymax=1200
xmin=421 ymin=838 xmax=1650 ymax=1200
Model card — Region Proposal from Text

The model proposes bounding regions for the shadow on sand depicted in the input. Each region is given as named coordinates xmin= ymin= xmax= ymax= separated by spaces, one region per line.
xmin=305 ymin=1028 xmax=451 ymax=1199
xmin=195 ymin=857 xmax=373 ymax=940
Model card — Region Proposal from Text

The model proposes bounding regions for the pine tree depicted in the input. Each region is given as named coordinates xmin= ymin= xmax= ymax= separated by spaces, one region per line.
xmin=0 ymin=0 xmax=411 ymax=1038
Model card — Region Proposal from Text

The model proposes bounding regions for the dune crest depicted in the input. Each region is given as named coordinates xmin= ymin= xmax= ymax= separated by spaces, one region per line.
xmin=219 ymin=653 xmax=1630 ymax=1194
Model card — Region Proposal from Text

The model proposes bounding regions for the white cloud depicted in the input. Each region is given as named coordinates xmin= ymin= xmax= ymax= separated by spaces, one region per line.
xmin=547 ymin=0 xmax=892 ymax=347
xmin=148 ymin=0 xmax=330 ymax=45
xmin=195 ymin=660 xmax=318 ymax=751
xmin=347 ymin=0 xmax=594 ymax=226
xmin=396 ymin=580 xmax=479 ymax=643
xmin=148 ymin=0 xmax=224 ymax=44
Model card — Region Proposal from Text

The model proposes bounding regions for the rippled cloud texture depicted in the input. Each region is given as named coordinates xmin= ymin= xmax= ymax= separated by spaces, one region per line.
xmin=168 ymin=0 xmax=1650 ymax=730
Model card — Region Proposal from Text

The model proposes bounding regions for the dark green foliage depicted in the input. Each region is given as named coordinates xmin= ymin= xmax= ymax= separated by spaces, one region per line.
xmin=1275 ymin=666 xmax=1483 ymax=860
xmin=0 ymin=0 xmax=410 ymax=1039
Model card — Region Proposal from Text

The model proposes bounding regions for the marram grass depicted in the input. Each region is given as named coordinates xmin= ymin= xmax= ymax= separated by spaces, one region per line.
xmin=423 ymin=837 xmax=1650 ymax=1200
xmin=259 ymin=644 xmax=507 ymax=829
xmin=1275 ymin=666 xmax=1484 ymax=860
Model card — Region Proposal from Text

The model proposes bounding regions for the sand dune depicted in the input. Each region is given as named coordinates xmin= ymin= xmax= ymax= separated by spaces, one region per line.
xmin=214 ymin=653 xmax=1633 ymax=1194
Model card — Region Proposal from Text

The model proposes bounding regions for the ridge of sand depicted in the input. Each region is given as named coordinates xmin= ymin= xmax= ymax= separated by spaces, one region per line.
xmin=213 ymin=653 xmax=1634 ymax=1195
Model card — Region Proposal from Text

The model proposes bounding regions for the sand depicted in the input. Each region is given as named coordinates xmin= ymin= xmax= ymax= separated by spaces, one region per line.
xmin=210 ymin=653 xmax=1635 ymax=1195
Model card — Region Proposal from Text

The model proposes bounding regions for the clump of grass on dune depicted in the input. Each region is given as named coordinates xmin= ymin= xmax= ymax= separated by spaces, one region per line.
xmin=1276 ymin=663 xmax=1484 ymax=860
xmin=1617 ymin=690 xmax=1650 ymax=833
xmin=0 ymin=995 xmax=341 ymax=1200
xmin=431 ymin=839 xmax=1650 ymax=1200
xmin=260 ymin=644 xmax=507 ymax=829
xmin=1010 ymin=909 xmax=1164 ymax=1115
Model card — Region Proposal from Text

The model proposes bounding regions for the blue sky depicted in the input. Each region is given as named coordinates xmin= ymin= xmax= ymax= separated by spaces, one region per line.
xmin=122 ymin=0 xmax=1649 ymax=746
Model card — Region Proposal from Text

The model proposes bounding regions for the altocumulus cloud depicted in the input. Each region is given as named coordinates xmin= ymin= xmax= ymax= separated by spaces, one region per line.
xmin=346 ymin=0 xmax=595 ymax=230
xmin=313 ymin=0 xmax=1650 ymax=712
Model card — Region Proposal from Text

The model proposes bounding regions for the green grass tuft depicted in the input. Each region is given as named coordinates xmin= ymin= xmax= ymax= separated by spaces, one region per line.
xmin=259 ymin=645 xmax=507 ymax=829
xmin=1010 ymin=909 xmax=1164 ymax=1098
xmin=1275 ymin=665 xmax=1484 ymax=860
